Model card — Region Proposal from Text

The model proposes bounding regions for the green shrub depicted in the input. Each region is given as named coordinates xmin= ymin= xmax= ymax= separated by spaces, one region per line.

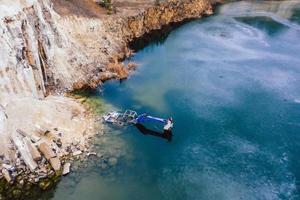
xmin=99 ymin=0 xmax=116 ymax=14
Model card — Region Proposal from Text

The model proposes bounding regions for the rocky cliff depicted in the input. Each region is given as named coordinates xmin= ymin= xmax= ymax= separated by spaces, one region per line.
xmin=1 ymin=0 xmax=215 ymax=100
xmin=91 ymin=0 xmax=215 ymax=87
xmin=0 ymin=0 xmax=216 ymax=154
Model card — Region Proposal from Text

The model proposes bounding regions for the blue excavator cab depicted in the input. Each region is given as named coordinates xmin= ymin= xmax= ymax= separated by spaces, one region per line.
xmin=136 ymin=114 xmax=173 ymax=131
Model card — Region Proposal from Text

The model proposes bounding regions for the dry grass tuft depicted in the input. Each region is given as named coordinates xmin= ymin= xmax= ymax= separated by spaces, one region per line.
xmin=107 ymin=62 xmax=129 ymax=79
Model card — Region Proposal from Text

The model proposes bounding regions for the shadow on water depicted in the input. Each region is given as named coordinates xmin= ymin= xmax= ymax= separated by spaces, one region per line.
xmin=235 ymin=16 xmax=288 ymax=36
xmin=128 ymin=21 xmax=188 ymax=51
xmin=135 ymin=123 xmax=173 ymax=142
xmin=128 ymin=6 xmax=221 ymax=52
xmin=290 ymin=7 xmax=300 ymax=24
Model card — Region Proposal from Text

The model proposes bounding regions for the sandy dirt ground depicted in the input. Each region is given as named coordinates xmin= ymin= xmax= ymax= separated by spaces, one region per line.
xmin=0 ymin=95 xmax=95 ymax=159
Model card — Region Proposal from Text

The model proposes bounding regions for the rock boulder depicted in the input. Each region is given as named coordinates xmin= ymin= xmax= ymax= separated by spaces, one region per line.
xmin=39 ymin=142 xmax=56 ymax=160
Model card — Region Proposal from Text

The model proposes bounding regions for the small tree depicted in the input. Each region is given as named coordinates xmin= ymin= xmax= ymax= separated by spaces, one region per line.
xmin=99 ymin=0 xmax=116 ymax=14
xmin=155 ymin=0 xmax=160 ymax=6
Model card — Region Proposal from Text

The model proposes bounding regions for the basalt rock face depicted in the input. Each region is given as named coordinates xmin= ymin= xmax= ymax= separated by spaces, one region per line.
xmin=1 ymin=1 xmax=50 ymax=103
xmin=0 ymin=0 xmax=111 ymax=103
xmin=122 ymin=0 xmax=213 ymax=40
xmin=0 ymin=0 xmax=83 ymax=101
xmin=102 ymin=0 xmax=215 ymax=84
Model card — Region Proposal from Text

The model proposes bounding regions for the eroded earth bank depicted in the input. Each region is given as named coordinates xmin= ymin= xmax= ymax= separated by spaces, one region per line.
xmin=0 ymin=0 xmax=217 ymax=198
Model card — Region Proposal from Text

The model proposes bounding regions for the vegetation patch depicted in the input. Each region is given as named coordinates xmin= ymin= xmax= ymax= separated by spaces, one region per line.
xmin=70 ymin=89 xmax=106 ymax=115
xmin=98 ymin=0 xmax=116 ymax=14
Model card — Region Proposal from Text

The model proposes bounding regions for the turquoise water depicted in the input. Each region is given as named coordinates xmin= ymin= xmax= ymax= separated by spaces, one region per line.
xmin=49 ymin=1 xmax=300 ymax=200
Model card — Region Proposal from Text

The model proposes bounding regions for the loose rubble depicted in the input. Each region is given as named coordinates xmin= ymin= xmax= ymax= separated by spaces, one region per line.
xmin=0 ymin=124 xmax=98 ymax=199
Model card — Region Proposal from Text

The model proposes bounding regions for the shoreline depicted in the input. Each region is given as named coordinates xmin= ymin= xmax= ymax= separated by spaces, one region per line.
xmin=84 ymin=0 xmax=218 ymax=88
xmin=0 ymin=0 xmax=219 ymax=199
xmin=0 ymin=95 xmax=99 ymax=199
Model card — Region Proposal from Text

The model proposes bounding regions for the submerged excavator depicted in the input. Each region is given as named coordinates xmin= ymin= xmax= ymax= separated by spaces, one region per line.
xmin=103 ymin=110 xmax=174 ymax=140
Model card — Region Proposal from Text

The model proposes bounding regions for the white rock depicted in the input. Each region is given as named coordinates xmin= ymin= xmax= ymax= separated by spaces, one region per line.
xmin=62 ymin=163 xmax=71 ymax=176
xmin=24 ymin=137 xmax=41 ymax=161
xmin=72 ymin=150 xmax=82 ymax=156
xmin=2 ymin=163 xmax=14 ymax=171
xmin=49 ymin=157 xmax=61 ymax=171
xmin=12 ymin=133 xmax=38 ymax=171
xmin=87 ymin=152 xmax=97 ymax=157
xmin=2 ymin=168 xmax=13 ymax=183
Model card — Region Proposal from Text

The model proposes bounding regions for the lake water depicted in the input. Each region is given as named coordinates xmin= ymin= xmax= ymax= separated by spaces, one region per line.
xmin=48 ymin=1 xmax=300 ymax=200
